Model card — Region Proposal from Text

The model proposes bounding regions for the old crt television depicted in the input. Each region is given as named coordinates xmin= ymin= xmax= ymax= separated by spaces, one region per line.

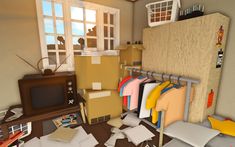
xmin=18 ymin=72 xmax=78 ymax=116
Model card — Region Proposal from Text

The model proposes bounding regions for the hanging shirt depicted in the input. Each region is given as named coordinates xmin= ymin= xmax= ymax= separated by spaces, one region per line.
xmin=118 ymin=76 xmax=132 ymax=92
xmin=156 ymin=86 xmax=194 ymax=127
xmin=146 ymin=81 xmax=170 ymax=123
xmin=118 ymin=76 xmax=132 ymax=107
xmin=137 ymin=80 xmax=157 ymax=117
xmin=120 ymin=78 xmax=134 ymax=97
xmin=123 ymin=77 xmax=147 ymax=110
xmin=139 ymin=82 xmax=160 ymax=118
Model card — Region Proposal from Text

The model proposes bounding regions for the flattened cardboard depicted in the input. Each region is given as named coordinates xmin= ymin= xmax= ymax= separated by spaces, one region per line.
xmin=84 ymin=90 xmax=122 ymax=124
xmin=117 ymin=45 xmax=144 ymax=66
xmin=74 ymin=56 xmax=120 ymax=90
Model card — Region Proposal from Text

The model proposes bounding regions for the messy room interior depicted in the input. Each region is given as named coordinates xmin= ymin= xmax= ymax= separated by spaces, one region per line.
xmin=0 ymin=0 xmax=235 ymax=146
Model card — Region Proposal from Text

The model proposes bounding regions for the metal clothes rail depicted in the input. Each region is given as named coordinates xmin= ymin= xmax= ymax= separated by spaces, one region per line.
xmin=126 ymin=68 xmax=200 ymax=147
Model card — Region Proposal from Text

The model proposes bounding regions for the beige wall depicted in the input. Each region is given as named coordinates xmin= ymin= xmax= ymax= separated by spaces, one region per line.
xmin=134 ymin=0 xmax=235 ymax=119
xmin=0 ymin=0 xmax=133 ymax=110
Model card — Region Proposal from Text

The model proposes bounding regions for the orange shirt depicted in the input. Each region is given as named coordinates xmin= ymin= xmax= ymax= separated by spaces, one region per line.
xmin=156 ymin=86 xmax=194 ymax=127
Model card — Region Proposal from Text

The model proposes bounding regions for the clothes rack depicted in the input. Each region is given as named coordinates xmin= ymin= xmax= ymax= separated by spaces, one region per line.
xmin=124 ymin=68 xmax=200 ymax=147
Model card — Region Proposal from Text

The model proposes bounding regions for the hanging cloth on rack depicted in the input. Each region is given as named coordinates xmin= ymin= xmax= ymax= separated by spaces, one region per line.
xmin=123 ymin=77 xmax=148 ymax=110
xmin=157 ymin=84 xmax=178 ymax=128
xmin=137 ymin=80 xmax=157 ymax=117
xmin=138 ymin=82 xmax=160 ymax=118
xmin=118 ymin=76 xmax=133 ymax=107
xmin=146 ymin=81 xmax=170 ymax=123
xmin=156 ymin=86 xmax=194 ymax=127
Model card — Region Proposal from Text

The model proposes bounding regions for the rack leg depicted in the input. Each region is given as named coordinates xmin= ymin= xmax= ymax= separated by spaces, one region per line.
xmin=184 ymin=82 xmax=192 ymax=121
xmin=159 ymin=111 xmax=165 ymax=147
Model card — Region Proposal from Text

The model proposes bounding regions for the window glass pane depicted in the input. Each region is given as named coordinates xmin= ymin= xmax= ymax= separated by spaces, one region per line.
xmin=86 ymin=24 xmax=96 ymax=36
xmin=110 ymin=40 xmax=114 ymax=50
xmin=104 ymin=26 xmax=108 ymax=37
xmin=55 ymin=3 xmax=63 ymax=17
xmin=73 ymin=37 xmax=84 ymax=50
xmin=72 ymin=22 xmax=84 ymax=36
xmin=57 ymin=36 xmax=65 ymax=50
xmin=71 ymin=7 xmax=83 ymax=20
xmin=85 ymin=9 xmax=96 ymax=22
xmin=110 ymin=14 xmax=114 ymax=25
xmin=46 ymin=35 xmax=55 ymax=50
xmin=110 ymin=27 xmax=114 ymax=38
xmin=104 ymin=13 xmax=108 ymax=24
xmin=87 ymin=38 xmax=97 ymax=48
xmin=59 ymin=52 xmax=67 ymax=64
xmin=42 ymin=1 xmax=52 ymax=16
xmin=104 ymin=39 xmax=108 ymax=50
xmin=56 ymin=20 xmax=64 ymax=34
xmin=48 ymin=52 xmax=56 ymax=65
xmin=74 ymin=52 xmax=81 ymax=55
xmin=44 ymin=18 xmax=54 ymax=33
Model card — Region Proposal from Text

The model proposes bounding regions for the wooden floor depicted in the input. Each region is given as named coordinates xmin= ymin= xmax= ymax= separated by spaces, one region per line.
xmin=81 ymin=121 xmax=172 ymax=147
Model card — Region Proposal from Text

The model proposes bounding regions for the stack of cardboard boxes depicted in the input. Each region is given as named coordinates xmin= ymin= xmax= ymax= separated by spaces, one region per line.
xmin=74 ymin=55 xmax=122 ymax=124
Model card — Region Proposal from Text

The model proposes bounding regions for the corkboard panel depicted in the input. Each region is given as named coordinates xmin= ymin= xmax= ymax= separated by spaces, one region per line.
xmin=143 ymin=24 xmax=170 ymax=73
xmin=142 ymin=13 xmax=229 ymax=122
xmin=204 ymin=15 xmax=230 ymax=119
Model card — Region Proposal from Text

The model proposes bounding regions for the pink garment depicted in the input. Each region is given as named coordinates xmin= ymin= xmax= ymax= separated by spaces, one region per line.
xmin=123 ymin=77 xmax=147 ymax=110
xmin=156 ymin=86 xmax=194 ymax=127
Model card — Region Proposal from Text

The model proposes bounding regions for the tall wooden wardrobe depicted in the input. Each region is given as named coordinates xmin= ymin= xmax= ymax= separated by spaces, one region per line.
xmin=142 ymin=13 xmax=230 ymax=123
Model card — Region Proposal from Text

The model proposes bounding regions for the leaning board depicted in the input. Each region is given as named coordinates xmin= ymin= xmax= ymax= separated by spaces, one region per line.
xmin=142 ymin=13 xmax=229 ymax=122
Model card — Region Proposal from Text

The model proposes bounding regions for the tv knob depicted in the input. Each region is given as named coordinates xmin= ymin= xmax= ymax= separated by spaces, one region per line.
xmin=68 ymin=87 xmax=72 ymax=91
xmin=68 ymin=81 xmax=72 ymax=86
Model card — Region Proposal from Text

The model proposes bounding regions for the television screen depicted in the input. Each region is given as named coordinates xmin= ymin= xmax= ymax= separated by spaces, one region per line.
xmin=31 ymin=85 xmax=65 ymax=109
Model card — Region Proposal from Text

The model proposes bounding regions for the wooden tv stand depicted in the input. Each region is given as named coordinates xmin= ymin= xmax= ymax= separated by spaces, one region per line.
xmin=0 ymin=104 xmax=80 ymax=141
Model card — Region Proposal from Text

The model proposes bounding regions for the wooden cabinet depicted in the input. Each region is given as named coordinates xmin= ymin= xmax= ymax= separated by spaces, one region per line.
xmin=142 ymin=13 xmax=230 ymax=122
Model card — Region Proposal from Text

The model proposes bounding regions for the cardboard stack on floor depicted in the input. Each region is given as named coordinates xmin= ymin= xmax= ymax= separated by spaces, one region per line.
xmin=118 ymin=44 xmax=143 ymax=81
xmin=74 ymin=55 xmax=122 ymax=125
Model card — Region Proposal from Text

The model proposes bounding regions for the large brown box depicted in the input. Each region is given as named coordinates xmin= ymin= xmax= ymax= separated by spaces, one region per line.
xmin=118 ymin=45 xmax=144 ymax=66
xmin=74 ymin=55 xmax=120 ymax=90
xmin=142 ymin=13 xmax=230 ymax=123
xmin=83 ymin=90 xmax=122 ymax=124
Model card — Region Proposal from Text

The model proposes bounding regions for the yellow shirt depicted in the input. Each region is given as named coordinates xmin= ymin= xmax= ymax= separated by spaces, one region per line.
xmin=146 ymin=81 xmax=170 ymax=123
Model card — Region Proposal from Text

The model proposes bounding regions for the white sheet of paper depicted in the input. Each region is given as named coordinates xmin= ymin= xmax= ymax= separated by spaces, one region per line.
xmin=123 ymin=125 xmax=155 ymax=146
xmin=24 ymin=137 xmax=41 ymax=147
xmin=79 ymin=133 xmax=98 ymax=147
xmin=40 ymin=126 xmax=89 ymax=147
xmin=139 ymin=83 xmax=159 ymax=118
xmin=122 ymin=113 xmax=141 ymax=127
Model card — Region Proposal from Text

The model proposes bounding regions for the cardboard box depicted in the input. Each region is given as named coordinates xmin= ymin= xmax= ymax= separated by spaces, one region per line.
xmin=118 ymin=45 xmax=144 ymax=66
xmin=74 ymin=55 xmax=120 ymax=90
xmin=119 ymin=64 xmax=141 ymax=81
xmin=83 ymin=90 xmax=122 ymax=124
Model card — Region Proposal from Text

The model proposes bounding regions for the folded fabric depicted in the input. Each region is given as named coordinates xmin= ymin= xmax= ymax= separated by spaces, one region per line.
xmin=208 ymin=116 xmax=235 ymax=137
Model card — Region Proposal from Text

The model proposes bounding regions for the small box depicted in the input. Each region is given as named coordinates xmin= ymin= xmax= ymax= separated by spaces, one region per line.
xmin=74 ymin=55 xmax=120 ymax=90
xmin=120 ymin=64 xmax=141 ymax=81
xmin=83 ymin=90 xmax=122 ymax=125
xmin=118 ymin=45 xmax=144 ymax=66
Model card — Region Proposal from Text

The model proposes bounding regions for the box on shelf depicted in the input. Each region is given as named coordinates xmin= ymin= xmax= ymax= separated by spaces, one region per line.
xmin=117 ymin=45 xmax=144 ymax=66
xmin=74 ymin=55 xmax=120 ymax=90
xmin=83 ymin=90 xmax=122 ymax=125
xmin=120 ymin=64 xmax=141 ymax=81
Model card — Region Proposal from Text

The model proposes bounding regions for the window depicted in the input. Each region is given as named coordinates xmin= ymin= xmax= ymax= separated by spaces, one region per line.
xmin=36 ymin=0 xmax=120 ymax=71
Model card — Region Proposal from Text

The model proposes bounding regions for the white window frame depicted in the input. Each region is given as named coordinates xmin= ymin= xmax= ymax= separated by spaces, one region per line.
xmin=35 ymin=0 xmax=120 ymax=71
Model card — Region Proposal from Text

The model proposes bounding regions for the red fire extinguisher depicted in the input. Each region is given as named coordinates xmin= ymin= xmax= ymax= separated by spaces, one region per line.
xmin=207 ymin=89 xmax=214 ymax=108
